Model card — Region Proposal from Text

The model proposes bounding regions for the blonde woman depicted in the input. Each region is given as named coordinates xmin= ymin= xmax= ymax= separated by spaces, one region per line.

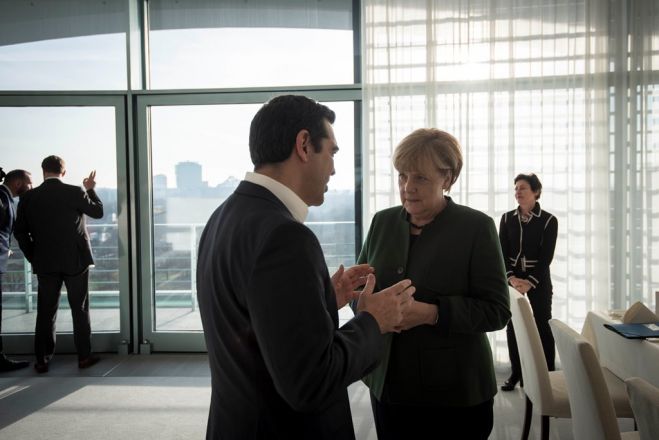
xmin=358 ymin=129 xmax=510 ymax=439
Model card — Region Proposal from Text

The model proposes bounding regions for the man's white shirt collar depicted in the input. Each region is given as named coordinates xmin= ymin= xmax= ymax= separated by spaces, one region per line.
xmin=244 ymin=172 xmax=308 ymax=223
xmin=44 ymin=176 xmax=62 ymax=181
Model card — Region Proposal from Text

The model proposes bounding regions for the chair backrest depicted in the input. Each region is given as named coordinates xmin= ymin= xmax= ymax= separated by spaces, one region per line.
xmin=549 ymin=319 xmax=621 ymax=440
xmin=509 ymin=289 xmax=553 ymax=409
xmin=625 ymin=377 xmax=659 ymax=440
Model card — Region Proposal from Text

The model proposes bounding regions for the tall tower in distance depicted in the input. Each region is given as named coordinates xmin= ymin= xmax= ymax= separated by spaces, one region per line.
xmin=175 ymin=161 xmax=203 ymax=190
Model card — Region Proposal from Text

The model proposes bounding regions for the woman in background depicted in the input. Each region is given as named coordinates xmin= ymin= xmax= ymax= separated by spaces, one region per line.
xmin=499 ymin=173 xmax=558 ymax=391
xmin=357 ymin=128 xmax=510 ymax=439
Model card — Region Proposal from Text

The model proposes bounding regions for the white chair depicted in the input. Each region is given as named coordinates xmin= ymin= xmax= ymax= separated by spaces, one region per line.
xmin=509 ymin=289 xmax=570 ymax=440
xmin=509 ymin=289 xmax=633 ymax=440
xmin=549 ymin=319 xmax=639 ymax=440
xmin=625 ymin=377 xmax=659 ymax=440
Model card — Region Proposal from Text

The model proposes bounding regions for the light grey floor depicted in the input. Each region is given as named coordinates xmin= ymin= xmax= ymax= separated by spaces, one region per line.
xmin=0 ymin=354 xmax=634 ymax=439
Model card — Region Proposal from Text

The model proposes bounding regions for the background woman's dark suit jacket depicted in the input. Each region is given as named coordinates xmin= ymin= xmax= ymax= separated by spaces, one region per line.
xmin=499 ymin=202 xmax=558 ymax=371
xmin=196 ymin=181 xmax=384 ymax=440
xmin=498 ymin=203 xmax=557 ymax=292
xmin=358 ymin=198 xmax=510 ymax=407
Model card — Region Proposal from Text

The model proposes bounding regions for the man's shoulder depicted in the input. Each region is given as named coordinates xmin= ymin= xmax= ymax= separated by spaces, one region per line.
xmin=19 ymin=182 xmax=85 ymax=208
xmin=52 ymin=182 xmax=92 ymax=202
xmin=16 ymin=186 xmax=35 ymax=202
xmin=201 ymin=189 xmax=316 ymax=260
xmin=61 ymin=182 xmax=86 ymax=194
xmin=0 ymin=186 xmax=9 ymax=204
xmin=40 ymin=179 xmax=80 ymax=191
xmin=209 ymin=187 xmax=296 ymax=232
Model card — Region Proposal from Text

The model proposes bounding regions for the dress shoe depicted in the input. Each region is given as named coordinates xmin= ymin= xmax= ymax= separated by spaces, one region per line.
xmin=0 ymin=357 xmax=30 ymax=372
xmin=34 ymin=362 xmax=49 ymax=374
xmin=78 ymin=356 xmax=100 ymax=369
xmin=501 ymin=374 xmax=520 ymax=391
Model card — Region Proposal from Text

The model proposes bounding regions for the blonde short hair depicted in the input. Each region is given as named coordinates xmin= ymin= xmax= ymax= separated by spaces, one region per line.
xmin=393 ymin=128 xmax=463 ymax=191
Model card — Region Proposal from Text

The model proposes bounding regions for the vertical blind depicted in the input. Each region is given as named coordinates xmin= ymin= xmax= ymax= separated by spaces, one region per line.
xmin=362 ymin=0 xmax=659 ymax=362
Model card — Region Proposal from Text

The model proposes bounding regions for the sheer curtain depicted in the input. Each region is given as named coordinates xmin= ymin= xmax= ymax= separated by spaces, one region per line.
xmin=362 ymin=0 xmax=659 ymax=363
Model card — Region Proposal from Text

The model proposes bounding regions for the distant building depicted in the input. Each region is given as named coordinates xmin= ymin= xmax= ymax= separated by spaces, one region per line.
xmin=175 ymin=161 xmax=205 ymax=190
xmin=153 ymin=174 xmax=168 ymax=189
xmin=153 ymin=174 xmax=168 ymax=224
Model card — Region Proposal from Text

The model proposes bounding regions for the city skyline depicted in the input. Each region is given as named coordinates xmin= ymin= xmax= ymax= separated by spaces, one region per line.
xmin=1 ymin=102 xmax=357 ymax=192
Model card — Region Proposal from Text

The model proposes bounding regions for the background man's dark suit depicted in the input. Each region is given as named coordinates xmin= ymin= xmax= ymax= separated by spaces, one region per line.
xmin=15 ymin=178 xmax=103 ymax=364
xmin=1 ymin=170 xmax=32 ymax=371
xmin=0 ymin=185 xmax=16 ymax=355
xmin=196 ymin=180 xmax=383 ymax=439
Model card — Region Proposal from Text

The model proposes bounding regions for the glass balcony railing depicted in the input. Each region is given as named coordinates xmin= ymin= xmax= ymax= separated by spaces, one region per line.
xmin=2 ymin=221 xmax=357 ymax=333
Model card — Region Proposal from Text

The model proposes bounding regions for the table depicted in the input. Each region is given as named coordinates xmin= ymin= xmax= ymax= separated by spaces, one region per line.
xmin=583 ymin=311 xmax=659 ymax=388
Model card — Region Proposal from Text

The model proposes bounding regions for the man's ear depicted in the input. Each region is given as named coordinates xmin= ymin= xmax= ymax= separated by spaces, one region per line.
xmin=294 ymin=129 xmax=312 ymax=163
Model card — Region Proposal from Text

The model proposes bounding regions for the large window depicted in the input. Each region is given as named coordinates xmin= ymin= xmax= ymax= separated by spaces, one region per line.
xmin=0 ymin=105 xmax=122 ymax=335
xmin=147 ymin=101 xmax=357 ymax=332
xmin=0 ymin=0 xmax=128 ymax=90
xmin=134 ymin=0 xmax=360 ymax=349
xmin=363 ymin=0 xmax=659 ymax=363
xmin=148 ymin=0 xmax=355 ymax=89
xmin=4 ymin=0 xmax=655 ymax=361
xmin=1 ymin=0 xmax=360 ymax=353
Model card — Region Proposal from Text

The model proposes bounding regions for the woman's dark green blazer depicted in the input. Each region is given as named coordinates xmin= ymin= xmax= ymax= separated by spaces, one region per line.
xmin=358 ymin=197 xmax=511 ymax=407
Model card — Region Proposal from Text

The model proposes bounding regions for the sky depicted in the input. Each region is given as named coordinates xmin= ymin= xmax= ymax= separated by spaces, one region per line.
xmin=0 ymin=106 xmax=118 ymax=187
xmin=0 ymin=27 xmax=356 ymax=190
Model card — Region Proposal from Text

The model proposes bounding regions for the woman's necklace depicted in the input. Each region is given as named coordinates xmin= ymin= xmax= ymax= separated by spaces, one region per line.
xmin=410 ymin=221 xmax=426 ymax=230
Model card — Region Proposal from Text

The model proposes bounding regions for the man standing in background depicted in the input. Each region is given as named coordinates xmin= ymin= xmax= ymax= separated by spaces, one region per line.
xmin=0 ymin=168 xmax=32 ymax=372
xmin=15 ymin=156 xmax=103 ymax=373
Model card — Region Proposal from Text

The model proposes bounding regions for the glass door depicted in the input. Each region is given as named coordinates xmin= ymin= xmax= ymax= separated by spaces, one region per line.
xmin=0 ymin=95 xmax=130 ymax=354
xmin=136 ymin=91 xmax=360 ymax=351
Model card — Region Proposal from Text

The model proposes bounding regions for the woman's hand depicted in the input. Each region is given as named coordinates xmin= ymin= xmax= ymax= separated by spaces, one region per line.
xmin=509 ymin=276 xmax=524 ymax=288
xmin=511 ymin=278 xmax=533 ymax=294
xmin=394 ymin=300 xmax=438 ymax=331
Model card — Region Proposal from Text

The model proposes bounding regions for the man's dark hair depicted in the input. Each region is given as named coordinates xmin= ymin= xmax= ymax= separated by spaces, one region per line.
xmin=514 ymin=173 xmax=543 ymax=199
xmin=41 ymin=155 xmax=65 ymax=174
xmin=4 ymin=169 xmax=31 ymax=185
xmin=249 ymin=95 xmax=336 ymax=168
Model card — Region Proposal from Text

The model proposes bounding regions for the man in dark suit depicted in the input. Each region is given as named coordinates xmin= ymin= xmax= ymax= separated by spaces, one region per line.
xmin=0 ymin=168 xmax=32 ymax=372
xmin=196 ymin=95 xmax=416 ymax=439
xmin=14 ymin=156 xmax=103 ymax=373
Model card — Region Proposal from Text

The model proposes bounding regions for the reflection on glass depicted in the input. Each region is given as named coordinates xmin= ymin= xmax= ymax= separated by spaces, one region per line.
xmin=149 ymin=27 xmax=353 ymax=89
xmin=0 ymin=0 xmax=127 ymax=90
xmin=150 ymin=102 xmax=356 ymax=331
xmin=148 ymin=0 xmax=353 ymax=89
xmin=0 ymin=107 xmax=119 ymax=333
xmin=0 ymin=34 xmax=127 ymax=91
